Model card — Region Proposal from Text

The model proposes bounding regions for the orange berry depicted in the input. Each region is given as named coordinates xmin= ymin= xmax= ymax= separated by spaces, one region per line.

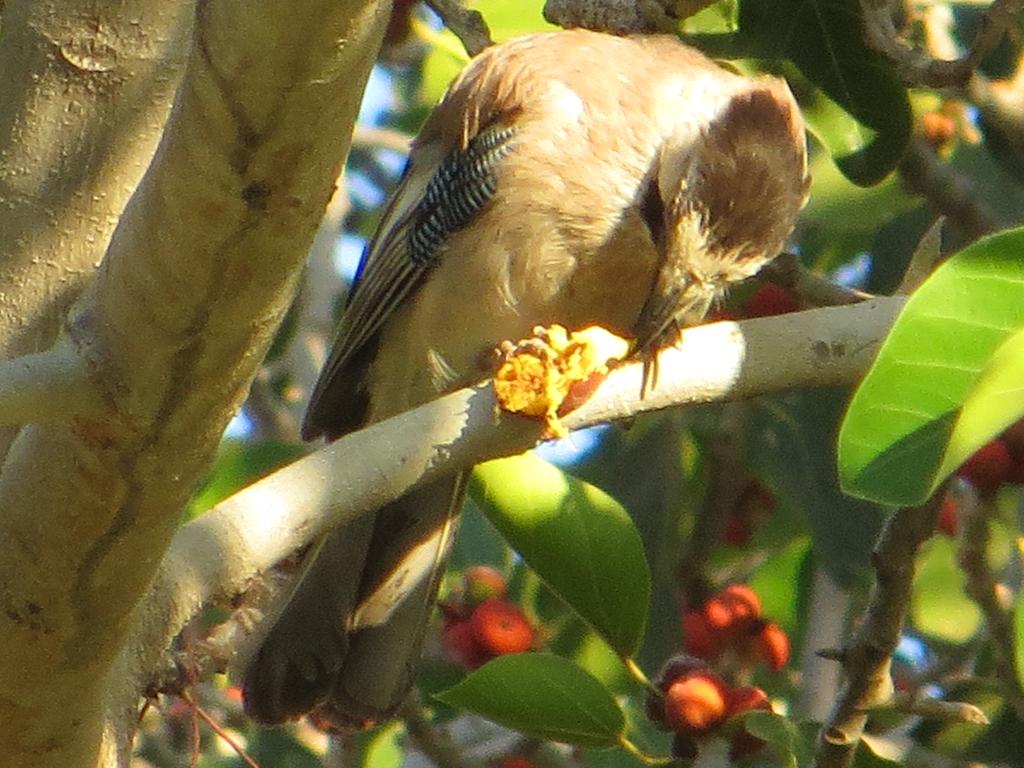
xmin=464 ymin=565 xmax=508 ymax=603
xmin=752 ymin=622 xmax=790 ymax=671
xmin=682 ymin=610 xmax=721 ymax=660
xmin=471 ymin=599 xmax=534 ymax=657
xmin=663 ymin=671 xmax=729 ymax=734
xmin=704 ymin=584 xmax=763 ymax=637
xmin=937 ymin=496 xmax=959 ymax=537
xmin=743 ymin=284 xmax=799 ymax=318
xmin=920 ymin=110 xmax=958 ymax=150
xmin=223 ymin=685 xmax=243 ymax=703
xmin=958 ymin=440 xmax=1013 ymax=494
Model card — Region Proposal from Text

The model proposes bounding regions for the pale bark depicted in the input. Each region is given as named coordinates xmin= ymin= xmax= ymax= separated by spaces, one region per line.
xmin=0 ymin=0 xmax=194 ymax=455
xmin=0 ymin=1 xmax=390 ymax=766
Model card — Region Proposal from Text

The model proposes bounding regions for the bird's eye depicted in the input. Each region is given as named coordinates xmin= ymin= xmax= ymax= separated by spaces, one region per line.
xmin=639 ymin=178 xmax=666 ymax=248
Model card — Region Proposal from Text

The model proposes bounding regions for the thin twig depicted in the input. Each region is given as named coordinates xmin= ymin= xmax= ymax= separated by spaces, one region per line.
xmin=895 ymin=217 xmax=946 ymax=295
xmin=762 ymin=253 xmax=871 ymax=306
xmin=676 ymin=401 xmax=749 ymax=603
xmin=180 ymin=690 xmax=262 ymax=768
xmin=876 ymin=691 xmax=989 ymax=724
xmin=861 ymin=0 xmax=1024 ymax=87
xmin=898 ymin=137 xmax=999 ymax=243
xmin=958 ymin=493 xmax=1024 ymax=718
xmin=424 ymin=0 xmax=493 ymax=55
xmin=352 ymin=124 xmax=413 ymax=155
xmin=400 ymin=695 xmax=477 ymax=768
xmin=814 ymin=491 xmax=945 ymax=768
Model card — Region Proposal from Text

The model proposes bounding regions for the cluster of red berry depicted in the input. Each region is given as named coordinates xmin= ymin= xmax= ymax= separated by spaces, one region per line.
xmin=646 ymin=655 xmax=773 ymax=760
xmin=647 ymin=585 xmax=789 ymax=759
xmin=681 ymin=584 xmax=789 ymax=671
xmin=441 ymin=566 xmax=535 ymax=669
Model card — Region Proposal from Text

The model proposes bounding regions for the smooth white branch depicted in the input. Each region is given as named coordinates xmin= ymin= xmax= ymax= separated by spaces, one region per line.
xmin=125 ymin=298 xmax=904 ymax=701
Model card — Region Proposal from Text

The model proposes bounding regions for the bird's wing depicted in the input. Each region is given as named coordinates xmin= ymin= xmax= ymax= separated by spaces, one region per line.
xmin=302 ymin=122 xmax=517 ymax=439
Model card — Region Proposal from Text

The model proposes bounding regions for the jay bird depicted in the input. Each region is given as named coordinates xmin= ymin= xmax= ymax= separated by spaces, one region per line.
xmin=244 ymin=27 xmax=808 ymax=726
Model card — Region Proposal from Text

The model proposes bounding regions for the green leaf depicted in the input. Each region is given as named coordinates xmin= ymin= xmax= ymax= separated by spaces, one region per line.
xmin=470 ymin=453 xmax=651 ymax=656
xmin=737 ymin=0 xmax=911 ymax=185
xmin=839 ymin=227 xmax=1024 ymax=505
xmin=435 ymin=653 xmax=625 ymax=747
xmin=742 ymin=712 xmax=816 ymax=768
xmin=912 ymin=536 xmax=982 ymax=643
xmin=937 ymin=327 xmax=1024 ymax=480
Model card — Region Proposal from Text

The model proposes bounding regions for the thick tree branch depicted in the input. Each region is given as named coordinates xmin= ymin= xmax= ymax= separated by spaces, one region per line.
xmin=0 ymin=2 xmax=391 ymax=767
xmin=124 ymin=299 xmax=904 ymax=713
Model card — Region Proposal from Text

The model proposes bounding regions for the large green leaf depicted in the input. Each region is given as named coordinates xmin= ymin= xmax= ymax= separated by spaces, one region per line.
xmin=435 ymin=653 xmax=625 ymax=747
xmin=937 ymin=327 xmax=1024 ymax=480
xmin=470 ymin=453 xmax=651 ymax=657
xmin=736 ymin=0 xmax=911 ymax=185
xmin=839 ymin=227 xmax=1024 ymax=505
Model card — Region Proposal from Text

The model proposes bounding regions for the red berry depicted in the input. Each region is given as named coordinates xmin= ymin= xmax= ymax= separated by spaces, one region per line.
xmin=497 ymin=757 xmax=534 ymax=768
xmin=937 ymin=496 xmax=959 ymax=537
xmin=743 ymin=284 xmax=799 ymax=318
xmin=443 ymin=619 xmax=488 ymax=669
xmin=958 ymin=440 xmax=1013 ymax=494
xmin=682 ymin=610 xmax=721 ymax=659
xmin=464 ymin=565 xmax=508 ymax=603
xmin=726 ymin=686 xmax=771 ymax=716
xmin=663 ymin=671 xmax=729 ymax=734
xmin=470 ymin=599 xmax=534 ymax=657
xmin=752 ymin=622 xmax=790 ymax=671
xmin=703 ymin=584 xmax=763 ymax=638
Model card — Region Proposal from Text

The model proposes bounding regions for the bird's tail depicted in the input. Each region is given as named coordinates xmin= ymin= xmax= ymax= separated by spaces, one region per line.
xmin=243 ymin=474 xmax=465 ymax=725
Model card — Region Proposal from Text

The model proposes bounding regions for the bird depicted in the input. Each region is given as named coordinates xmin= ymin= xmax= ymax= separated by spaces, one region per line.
xmin=243 ymin=27 xmax=809 ymax=727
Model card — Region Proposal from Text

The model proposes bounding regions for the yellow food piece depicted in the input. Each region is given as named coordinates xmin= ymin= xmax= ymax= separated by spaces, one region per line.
xmin=493 ymin=325 xmax=630 ymax=436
